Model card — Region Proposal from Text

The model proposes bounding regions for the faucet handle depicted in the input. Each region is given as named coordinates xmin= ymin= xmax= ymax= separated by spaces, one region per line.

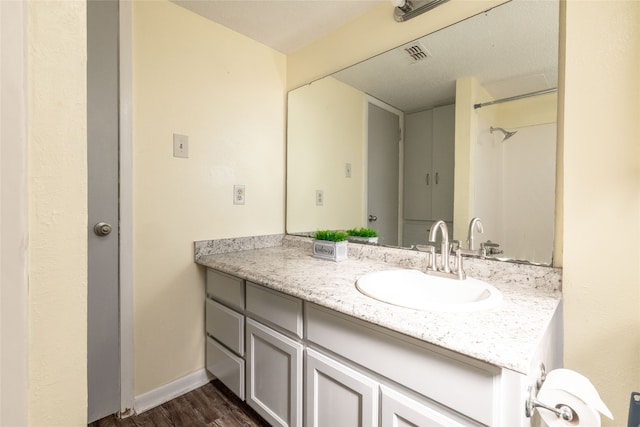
xmin=451 ymin=240 xmax=467 ymax=279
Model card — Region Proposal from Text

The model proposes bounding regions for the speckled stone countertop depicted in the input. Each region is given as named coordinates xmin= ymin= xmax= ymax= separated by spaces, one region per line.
xmin=195 ymin=234 xmax=562 ymax=374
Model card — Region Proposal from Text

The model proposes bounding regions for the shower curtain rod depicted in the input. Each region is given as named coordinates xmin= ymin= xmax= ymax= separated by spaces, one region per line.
xmin=473 ymin=87 xmax=558 ymax=109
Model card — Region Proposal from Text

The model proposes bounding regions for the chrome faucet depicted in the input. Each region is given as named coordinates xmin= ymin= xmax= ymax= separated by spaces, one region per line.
xmin=428 ymin=220 xmax=450 ymax=273
xmin=413 ymin=220 xmax=465 ymax=279
xmin=467 ymin=217 xmax=483 ymax=251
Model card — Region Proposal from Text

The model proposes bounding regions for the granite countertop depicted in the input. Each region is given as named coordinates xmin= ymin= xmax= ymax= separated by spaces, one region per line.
xmin=195 ymin=235 xmax=562 ymax=374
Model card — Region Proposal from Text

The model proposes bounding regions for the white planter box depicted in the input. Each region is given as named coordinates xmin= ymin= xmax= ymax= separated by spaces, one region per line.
xmin=347 ymin=236 xmax=379 ymax=244
xmin=312 ymin=240 xmax=348 ymax=262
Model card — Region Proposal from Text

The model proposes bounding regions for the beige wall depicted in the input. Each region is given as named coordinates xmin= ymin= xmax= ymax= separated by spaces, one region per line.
xmin=562 ymin=1 xmax=640 ymax=424
xmin=132 ymin=1 xmax=286 ymax=394
xmin=287 ymin=77 xmax=366 ymax=233
xmin=453 ymin=77 xmax=493 ymax=243
xmin=27 ymin=0 xmax=88 ymax=425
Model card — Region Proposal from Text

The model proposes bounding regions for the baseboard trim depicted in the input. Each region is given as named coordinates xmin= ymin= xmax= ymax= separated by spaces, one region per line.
xmin=133 ymin=369 xmax=214 ymax=415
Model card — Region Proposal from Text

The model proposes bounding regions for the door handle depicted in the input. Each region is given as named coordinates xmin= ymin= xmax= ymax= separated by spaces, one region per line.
xmin=368 ymin=215 xmax=378 ymax=222
xmin=94 ymin=222 xmax=112 ymax=236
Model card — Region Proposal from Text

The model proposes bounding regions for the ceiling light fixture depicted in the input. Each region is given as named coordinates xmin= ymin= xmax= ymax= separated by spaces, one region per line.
xmin=392 ymin=0 xmax=450 ymax=22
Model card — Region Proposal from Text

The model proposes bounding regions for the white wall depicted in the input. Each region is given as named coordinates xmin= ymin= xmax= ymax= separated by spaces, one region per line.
xmin=473 ymin=93 xmax=557 ymax=263
xmin=562 ymin=1 xmax=640 ymax=424
xmin=500 ymin=123 xmax=556 ymax=263
xmin=27 ymin=0 xmax=88 ymax=424
xmin=287 ymin=77 xmax=366 ymax=233
xmin=132 ymin=0 xmax=286 ymax=395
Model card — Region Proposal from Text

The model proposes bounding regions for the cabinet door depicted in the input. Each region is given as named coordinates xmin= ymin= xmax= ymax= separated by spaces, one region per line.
xmin=380 ymin=385 xmax=470 ymax=427
xmin=403 ymin=109 xmax=433 ymax=221
xmin=306 ymin=348 xmax=378 ymax=427
xmin=431 ymin=104 xmax=455 ymax=222
xmin=246 ymin=318 xmax=302 ymax=427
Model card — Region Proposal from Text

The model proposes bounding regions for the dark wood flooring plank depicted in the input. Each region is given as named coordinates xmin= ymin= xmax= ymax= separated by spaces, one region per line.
xmin=162 ymin=394 xmax=203 ymax=426
xmin=130 ymin=405 xmax=174 ymax=427
xmin=87 ymin=381 xmax=270 ymax=427
xmin=208 ymin=383 xmax=265 ymax=427
xmin=183 ymin=384 xmax=226 ymax=424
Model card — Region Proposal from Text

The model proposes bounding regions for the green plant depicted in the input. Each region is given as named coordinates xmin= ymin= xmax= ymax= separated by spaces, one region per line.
xmin=313 ymin=230 xmax=348 ymax=242
xmin=346 ymin=227 xmax=379 ymax=238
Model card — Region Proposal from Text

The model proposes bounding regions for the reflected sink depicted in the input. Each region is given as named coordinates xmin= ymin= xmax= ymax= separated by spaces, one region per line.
xmin=356 ymin=269 xmax=503 ymax=312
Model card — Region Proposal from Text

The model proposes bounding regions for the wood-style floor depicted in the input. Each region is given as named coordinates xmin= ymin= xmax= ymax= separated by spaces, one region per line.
xmin=89 ymin=380 xmax=271 ymax=427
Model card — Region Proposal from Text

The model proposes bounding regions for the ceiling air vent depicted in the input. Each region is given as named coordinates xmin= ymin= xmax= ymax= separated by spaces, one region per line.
xmin=401 ymin=42 xmax=432 ymax=63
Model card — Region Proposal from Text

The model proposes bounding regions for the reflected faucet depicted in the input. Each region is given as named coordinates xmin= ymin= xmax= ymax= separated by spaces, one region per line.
xmin=467 ymin=217 xmax=484 ymax=251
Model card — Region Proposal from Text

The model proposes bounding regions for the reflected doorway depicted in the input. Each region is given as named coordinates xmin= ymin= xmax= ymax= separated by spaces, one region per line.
xmin=366 ymin=101 xmax=402 ymax=246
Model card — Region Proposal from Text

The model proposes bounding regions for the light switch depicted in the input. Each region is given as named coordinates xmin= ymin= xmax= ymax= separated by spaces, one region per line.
xmin=345 ymin=163 xmax=352 ymax=178
xmin=173 ymin=134 xmax=189 ymax=158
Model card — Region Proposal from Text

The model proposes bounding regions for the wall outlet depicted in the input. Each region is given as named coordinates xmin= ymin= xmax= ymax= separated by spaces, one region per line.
xmin=173 ymin=133 xmax=189 ymax=158
xmin=233 ymin=185 xmax=245 ymax=205
xmin=316 ymin=190 xmax=324 ymax=206
xmin=345 ymin=163 xmax=352 ymax=178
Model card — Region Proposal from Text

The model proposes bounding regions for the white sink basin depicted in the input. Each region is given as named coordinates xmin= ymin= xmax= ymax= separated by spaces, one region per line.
xmin=356 ymin=269 xmax=503 ymax=312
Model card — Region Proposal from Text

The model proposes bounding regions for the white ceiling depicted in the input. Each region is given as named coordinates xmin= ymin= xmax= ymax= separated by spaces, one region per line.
xmin=172 ymin=0 xmax=384 ymax=54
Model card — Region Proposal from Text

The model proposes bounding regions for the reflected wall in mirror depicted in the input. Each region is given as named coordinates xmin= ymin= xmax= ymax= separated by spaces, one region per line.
xmin=286 ymin=0 xmax=559 ymax=265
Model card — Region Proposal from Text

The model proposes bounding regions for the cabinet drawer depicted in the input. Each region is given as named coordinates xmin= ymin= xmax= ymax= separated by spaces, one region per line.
xmin=206 ymin=269 xmax=245 ymax=311
xmin=206 ymin=337 xmax=245 ymax=400
xmin=246 ymin=282 xmax=303 ymax=338
xmin=206 ymin=299 xmax=244 ymax=356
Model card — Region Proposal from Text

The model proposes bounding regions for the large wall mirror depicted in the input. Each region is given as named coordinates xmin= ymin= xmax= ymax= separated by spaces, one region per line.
xmin=286 ymin=0 xmax=559 ymax=265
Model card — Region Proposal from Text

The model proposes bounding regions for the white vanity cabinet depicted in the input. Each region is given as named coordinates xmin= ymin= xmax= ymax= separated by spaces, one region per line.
xmin=305 ymin=303 xmax=493 ymax=426
xmin=204 ymin=268 xmax=553 ymax=427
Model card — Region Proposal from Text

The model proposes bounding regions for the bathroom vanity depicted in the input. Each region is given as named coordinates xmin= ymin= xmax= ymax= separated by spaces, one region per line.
xmin=195 ymin=235 xmax=562 ymax=427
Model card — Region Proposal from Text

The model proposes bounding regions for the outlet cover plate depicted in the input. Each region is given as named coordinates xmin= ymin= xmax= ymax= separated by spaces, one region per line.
xmin=234 ymin=185 xmax=245 ymax=205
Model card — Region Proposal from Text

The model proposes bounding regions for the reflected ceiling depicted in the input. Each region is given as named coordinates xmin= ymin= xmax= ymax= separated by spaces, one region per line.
xmin=332 ymin=0 xmax=558 ymax=112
